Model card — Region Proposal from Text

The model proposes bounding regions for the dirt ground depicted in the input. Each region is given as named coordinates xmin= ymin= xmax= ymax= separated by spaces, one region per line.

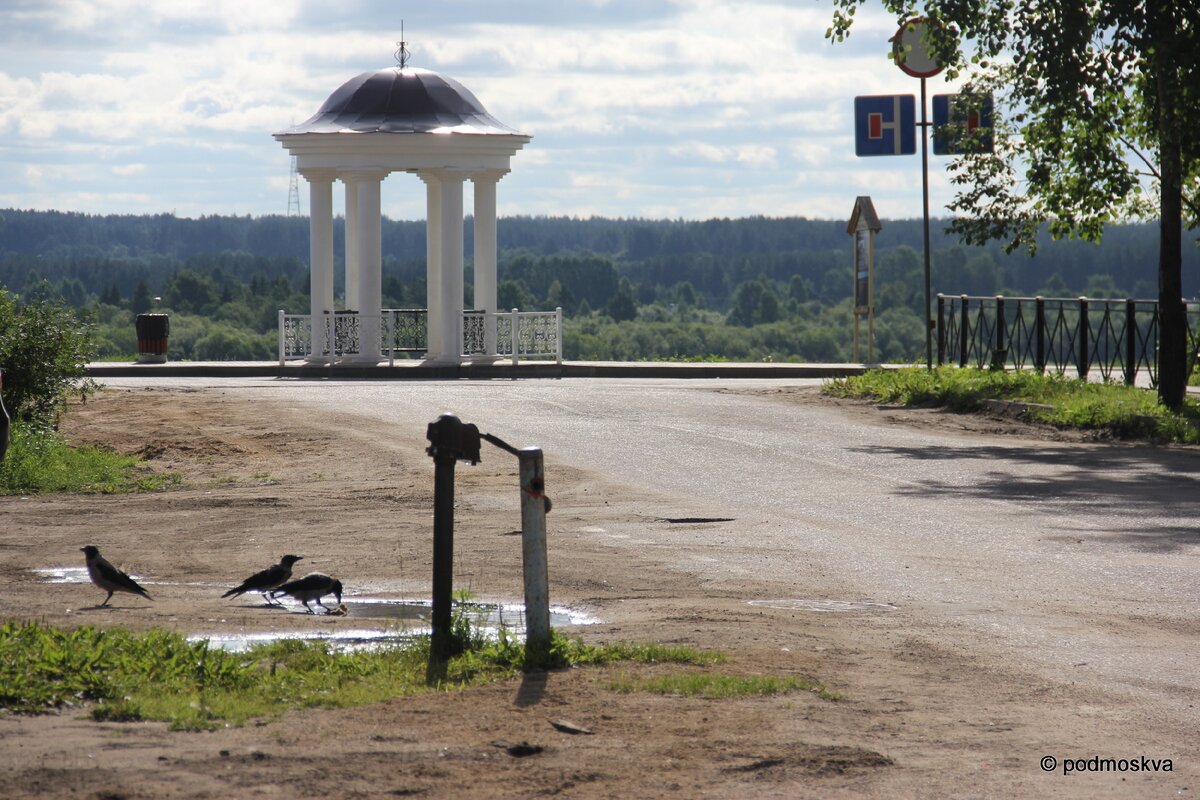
xmin=0 ymin=384 xmax=1188 ymax=798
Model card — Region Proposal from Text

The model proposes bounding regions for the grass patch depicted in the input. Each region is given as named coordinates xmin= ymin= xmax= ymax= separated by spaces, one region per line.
xmin=824 ymin=367 xmax=1200 ymax=444
xmin=0 ymin=420 xmax=181 ymax=495
xmin=609 ymin=672 xmax=840 ymax=701
xmin=0 ymin=621 xmax=742 ymax=730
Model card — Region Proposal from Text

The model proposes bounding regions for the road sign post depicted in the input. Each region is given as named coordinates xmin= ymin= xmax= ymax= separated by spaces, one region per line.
xmin=891 ymin=17 xmax=943 ymax=371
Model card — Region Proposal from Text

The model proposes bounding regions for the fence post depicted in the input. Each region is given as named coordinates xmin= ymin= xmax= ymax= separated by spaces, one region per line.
xmin=959 ymin=295 xmax=969 ymax=367
xmin=511 ymin=309 xmax=520 ymax=367
xmin=387 ymin=310 xmax=396 ymax=368
xmin=1035 ymin=297 xmax=1046 ymax=374
xmin=1078 ymin=297 xmax=1090 ymax=380
xmin=277 ymin=309 xmax=286 ymax=366
xmin=327 ymin=312 xmax=336 ymax=367
xmin=936 ymin=294 xmax=945 ymax=366
xmin=1124 ymin=298 xmax=1137 ymax=385
xmin=994 ymin=295 xmax=1007 ymax=369
xmin=555 ymin=307 xmax=563 ymax=365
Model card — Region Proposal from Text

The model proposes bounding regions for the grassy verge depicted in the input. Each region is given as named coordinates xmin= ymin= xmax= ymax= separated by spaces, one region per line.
xmin=0 ymin=621 xmax=771 ymax=731
xmin=609 ymin=672 xmax=840 ymax=701
xmin=824 ymin=367 xmax=1200 ymax=444
xmin=0 ymin=421 xmax=180 ymax=495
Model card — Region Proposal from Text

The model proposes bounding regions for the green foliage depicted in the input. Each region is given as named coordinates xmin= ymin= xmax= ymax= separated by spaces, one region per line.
xmin=0 ymin=621 xmax=735 ymax=729
xmin=0 ymin=289 xmax=98 ymax=426
xmin=0 ymin=419 xmax=181 ymax=495
xmin=608 ymin=672 xmax=840 ymax=701
xmin=825 ymin=1 xmax=1199 ymax=407
xmin=825 ymin=367 xmax=1200 ymax=444
xmin=2 ymin=211 xmax=1197 ymax=366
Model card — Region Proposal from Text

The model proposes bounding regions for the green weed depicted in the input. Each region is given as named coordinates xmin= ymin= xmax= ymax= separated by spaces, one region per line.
xmin=1 ymin=619 xmax=821 ymax=729
xmin=608 ymin=672 xmax=840 ymax=700
xmin=825 ymin=367 xmax=1200 ymax=444
xmin=0 ymin=420 xmax=180 ymax=495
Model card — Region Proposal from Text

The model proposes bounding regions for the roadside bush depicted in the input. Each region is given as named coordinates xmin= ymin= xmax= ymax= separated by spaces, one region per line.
xmin=0 ymin=289 xmax=98 ymax=427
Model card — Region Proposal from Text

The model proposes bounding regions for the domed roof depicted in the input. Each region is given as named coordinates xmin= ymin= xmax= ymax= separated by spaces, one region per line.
xmin=283 ymin=67 xmax=521 ymax=135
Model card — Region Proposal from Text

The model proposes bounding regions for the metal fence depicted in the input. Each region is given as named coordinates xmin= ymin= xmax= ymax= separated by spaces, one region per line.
xmin=278 ymin=308 xmax=563 ymax=366
xmin=937 ymin=294 xmax=1200 ymax=385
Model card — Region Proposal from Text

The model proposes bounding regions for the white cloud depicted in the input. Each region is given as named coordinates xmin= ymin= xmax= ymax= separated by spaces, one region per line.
xmin=0 ymin=1 xmax=966 ymax=220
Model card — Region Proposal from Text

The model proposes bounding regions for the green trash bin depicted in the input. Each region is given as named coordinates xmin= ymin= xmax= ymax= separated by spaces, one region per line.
xmin=136 ymin=313 xmax=170 ymax=364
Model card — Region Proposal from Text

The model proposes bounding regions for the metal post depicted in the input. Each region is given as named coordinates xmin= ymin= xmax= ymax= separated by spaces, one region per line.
xmin=277 ymin=309 xmax=286 ymax=366
xmin=1124 ymin=298 xmax=1137 ymax=385
xmin=1078 ymin=297 xmax=1090 ymax=380
xmin=430 ymin=453 xmax=456 ymax=670
xmin=518 ymin=447 xmax=550 ymax=657
xmin=936 ymin=294 xmax=945 ymax=365
xmin=555 ymin=307 xmax=563 ymax=365
xmin=920 ymin=76 xmax=933 ymax=370
xmin=994 ymin=295 xmax=1006 ymax=369
xmin=959 ymin=295 xmax=969 ymax=367
xmin=511 ymin=308 xmax=519 ymax=367
xmin=388 ymin=310 xmax=396 ymax=368
xmin=1035 ymin=297 xmax=1046 ymax=374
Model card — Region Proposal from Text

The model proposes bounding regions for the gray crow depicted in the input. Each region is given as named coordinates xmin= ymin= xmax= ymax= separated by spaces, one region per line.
xmin=80 ymin=545 xmax=152 ymax=606
xmin=222 ymin=554 xmax=303 ymax=605
xmin=271 ymin=572 xmax=343 ymax=614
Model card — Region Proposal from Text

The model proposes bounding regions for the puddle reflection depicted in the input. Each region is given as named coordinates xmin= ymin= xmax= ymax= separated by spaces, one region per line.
xmin=192 ymin=599 xmax=595 ymax=653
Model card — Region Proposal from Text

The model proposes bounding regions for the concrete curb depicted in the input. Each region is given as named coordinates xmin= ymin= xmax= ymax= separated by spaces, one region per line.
xmin=85 ymin=361 xmax=872 ymax=381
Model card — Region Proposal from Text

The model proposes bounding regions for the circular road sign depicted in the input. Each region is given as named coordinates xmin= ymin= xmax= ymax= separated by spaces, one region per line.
xmin=892 ymin=18 xmax=944 ymax=79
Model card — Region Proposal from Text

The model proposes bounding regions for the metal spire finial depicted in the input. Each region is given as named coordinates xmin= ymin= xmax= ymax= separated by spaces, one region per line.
xmin=395 ymin=22 xmax=410 ymax=69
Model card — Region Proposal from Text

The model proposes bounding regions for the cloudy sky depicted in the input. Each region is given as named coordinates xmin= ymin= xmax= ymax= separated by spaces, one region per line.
xmin=0 ymin=0 xmax=972 ymax=223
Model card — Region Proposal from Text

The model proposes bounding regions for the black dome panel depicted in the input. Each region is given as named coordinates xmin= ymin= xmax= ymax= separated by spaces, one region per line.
xmin=287 ymin=68 xmax=518 ymax=135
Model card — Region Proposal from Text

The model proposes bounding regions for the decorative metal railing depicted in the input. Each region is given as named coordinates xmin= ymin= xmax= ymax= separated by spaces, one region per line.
xmin=496 ymin=308 xmax=563 ymax=365
xmin=937 ymin=294 xmax=1200 ymax=385
xmin=278 ymin=307 xmax=563 ymax=366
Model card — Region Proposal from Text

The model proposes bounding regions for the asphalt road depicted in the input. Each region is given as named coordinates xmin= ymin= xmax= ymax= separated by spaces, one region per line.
xmin=103 ymin=376 xmax=1200 ymax=715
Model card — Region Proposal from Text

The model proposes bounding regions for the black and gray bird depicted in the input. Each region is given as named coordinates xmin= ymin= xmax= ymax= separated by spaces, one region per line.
xmin=221 ymin=554 xmax=303 ymax=605
xmin=80 ymin=545 xmax=153 ymax=606
xmin=271 ymin=572 xmax=343 ymax=614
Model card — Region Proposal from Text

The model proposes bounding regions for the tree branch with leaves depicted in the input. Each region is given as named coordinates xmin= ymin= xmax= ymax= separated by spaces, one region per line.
xmin=827 ymin=0 xmax=1199 ymax=407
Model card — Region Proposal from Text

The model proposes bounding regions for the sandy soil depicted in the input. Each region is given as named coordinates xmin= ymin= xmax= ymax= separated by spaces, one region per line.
xmin=0 ymin=385 xmax=1187 ymax=798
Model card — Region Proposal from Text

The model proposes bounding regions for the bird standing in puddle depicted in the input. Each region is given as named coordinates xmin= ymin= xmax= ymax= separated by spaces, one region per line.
xmin=80 ymin=545 xmax=153 ymax=607
xmin=222 ymin=554 xmax=303 ymax=606
xmin=271 ymin=573 xmax=343 ymax=614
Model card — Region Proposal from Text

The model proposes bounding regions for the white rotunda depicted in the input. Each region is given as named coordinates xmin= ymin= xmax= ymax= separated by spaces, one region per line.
xmin=275 ymin=61 xmax=532 ymax=365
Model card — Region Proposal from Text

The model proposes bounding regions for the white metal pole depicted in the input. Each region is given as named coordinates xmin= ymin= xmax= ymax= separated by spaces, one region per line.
xmin=277 ymin=309 xmax=285 ymax=365
xmin=511 ymin=309 xmax=519 ymax=366
xmin=555 ymin=307 xmax=563 ymax=364
xmin=518 ymin=447 xmax=550 ymax=653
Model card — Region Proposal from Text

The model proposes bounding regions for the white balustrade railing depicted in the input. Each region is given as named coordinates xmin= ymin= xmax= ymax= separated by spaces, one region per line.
xmin=278 ymin=307 xmax=562 ymax=367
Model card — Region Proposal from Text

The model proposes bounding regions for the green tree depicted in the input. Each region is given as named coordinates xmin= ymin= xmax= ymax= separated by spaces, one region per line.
xmin=0 ymin=290 xmax=98 ymax=427
xmin=131 ymin=280 xmax=153 ymax=315
xmin=828 ymin=2 xmax=1199 ymax=407
xmin=727 ymin=279 xmax=783 ymax=327
xmin=605 ymin=279 xmax=638 ymax=322
xmin=163 ymin=269 xmax=219 ymax=315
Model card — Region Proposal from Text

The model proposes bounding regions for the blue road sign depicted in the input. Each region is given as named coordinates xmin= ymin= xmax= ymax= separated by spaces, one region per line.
xmin=854 ymin=95 xmax=916 ymax=157
xmin=932 ymin=93 xmax=994 ymax=155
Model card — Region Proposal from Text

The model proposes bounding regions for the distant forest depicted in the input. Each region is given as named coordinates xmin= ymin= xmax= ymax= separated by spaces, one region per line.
xmin=1 ymin=208 xmax=1196 ymax=362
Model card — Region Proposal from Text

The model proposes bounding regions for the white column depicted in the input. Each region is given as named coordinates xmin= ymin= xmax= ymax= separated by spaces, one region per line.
xmin=438 ymin=170 xmax=465 ymax=363
xmin=472 ymin=170 xmax=505 ymax=356
xmin=348 ymin=169 xmax=386 ymax=362
xmin=302 ymin=169 xmax=336 ymax=361
xmin=419 ymin=171 xmax=444 ymax=359
xmin=342 ymin=175 xmax=360 ymax=311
